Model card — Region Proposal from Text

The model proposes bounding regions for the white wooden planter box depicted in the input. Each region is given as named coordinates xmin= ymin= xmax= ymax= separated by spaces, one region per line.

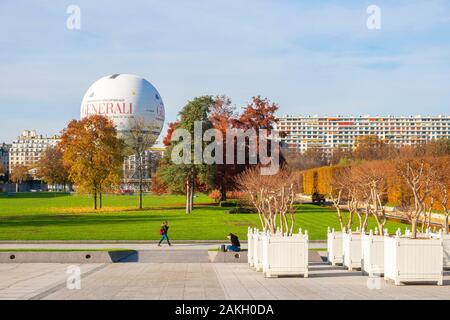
xmin=253 ymin=231 xmax=265 ymax=272
xmin=247 ymin=227 xmax=255 ymax=267
xmin=361 ymin=232 xmax=384 ymax=276
xmin=384 ymin=234 xmax=443 ymax=285
xmin=441 ymin=234 xmax=450 ymax=269
xmin=429 ymin=232 xmax=450 ymax=269
xmin=262 ymin=230 xmax=309 ymax=278
xmin=443 ymin=235 xmax=450 ymax=269
xmin=343 ymin=231 xmax=362 ymax=270
xmin=327 ymin=228 xmax=343 ymax=265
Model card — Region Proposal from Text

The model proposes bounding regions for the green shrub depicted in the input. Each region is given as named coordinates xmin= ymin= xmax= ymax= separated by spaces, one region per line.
xmin=228 ymin=207 xmax=256 ymax=214
xmin=219 ymin=200 xmax=240 ymax=207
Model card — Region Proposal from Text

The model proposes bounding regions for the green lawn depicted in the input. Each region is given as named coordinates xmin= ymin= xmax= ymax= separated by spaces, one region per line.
xmin=0 ymin=192 xmax=410 ymax=241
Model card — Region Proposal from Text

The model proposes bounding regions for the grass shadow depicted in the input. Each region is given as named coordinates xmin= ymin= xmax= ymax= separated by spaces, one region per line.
xmin=0 ymin=192 xmax=70 ymax=199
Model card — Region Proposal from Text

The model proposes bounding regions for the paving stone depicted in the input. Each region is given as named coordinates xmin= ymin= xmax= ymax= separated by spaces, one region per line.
xmin=1 ymin=260 xmax=450 ymax=300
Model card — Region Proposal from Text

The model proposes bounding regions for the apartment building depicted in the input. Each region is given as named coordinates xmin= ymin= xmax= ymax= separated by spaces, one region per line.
xmin=277 ymin=115 xmax=450 ymax=153
xmin=0 ymin=143 xmax=11 ymax=177
xmin=122 ymin=147 xmax=164 ymax=191
xmin=9 ymin=130 xmax=60 ymax=175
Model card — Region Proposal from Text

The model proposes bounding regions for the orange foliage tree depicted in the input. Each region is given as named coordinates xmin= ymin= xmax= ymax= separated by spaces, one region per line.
xmin=59 ymin=115 xmax=124 ymax=210
xmin=10 ymin=164 xmax=31 ymax=192
xmin=35 ymin=146 xmax=70 ymax=191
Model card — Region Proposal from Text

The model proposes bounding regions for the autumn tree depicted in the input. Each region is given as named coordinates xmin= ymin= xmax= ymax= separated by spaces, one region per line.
xmin=150 ymin=171 xmax=168 ymax=195
xmin=330 ymin=146 xmax=352 ymax=166
xmin=0 ymin=163 xmax=5 ymax=181
xmin=156 ymin=95 xmax=284 ymax=205
xmin=35 ymin=146 xmax=70 ymax=191
xmin=284 ymin=147 xmax=327 ymax=170
xmin=162 ymin=122 xmax=179 ymax=147
xmin=415 ymin=138 xmax=450 ymax=157
xmin=434 ymin=156 xmax=450 ymax=234
xmin=10 ymin=164 xmax=30 ymax=192
xmin=158 ymin=96 xmax=216 ymax=214
xmin=208 ymin=95 xmax=240 ymax=201
xmin=353 ymin=135 xmax=397 ymax=161
xmin=231 ymin=96 xmax=285 ymax=176
xmin=59 ymin=115 xmax=125 ymax=210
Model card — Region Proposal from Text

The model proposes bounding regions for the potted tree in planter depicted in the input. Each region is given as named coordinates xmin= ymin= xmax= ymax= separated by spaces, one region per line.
xmin=239 ymin=170 xmax=272 ymax=272
xmin=361 ymin=229 xmax=385 ymax=276
xmin=384 ymin=158 xmax=444 ymax=285
xmin=247 ymin=227 xmax=255 ymax=267
xmin=328 ymin=166 xmax=368 ymax=269
xmin=239 ymin=167 xmax=308 ymax=277
xmin=354 ymin=161 xmax=388 ymax=274
xmin=430 ymin=156 xmax=450 ymax=269
xmin=327 ymin=227 xmax=344 ymax=266
xmin=327 ymin=166 xmax=354 ymax=266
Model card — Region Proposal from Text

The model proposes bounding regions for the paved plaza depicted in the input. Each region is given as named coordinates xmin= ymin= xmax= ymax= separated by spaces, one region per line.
xmin=0 ymin=244 xmax=449 ymax=300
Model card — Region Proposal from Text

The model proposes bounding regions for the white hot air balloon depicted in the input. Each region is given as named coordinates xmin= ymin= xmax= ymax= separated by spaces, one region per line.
xmin=80 ymin=74 xmax=165 ymax=145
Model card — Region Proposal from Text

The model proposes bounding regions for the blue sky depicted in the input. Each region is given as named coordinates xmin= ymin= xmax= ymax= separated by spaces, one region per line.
xmin=1 ymin=0 xmax=450 ymax=143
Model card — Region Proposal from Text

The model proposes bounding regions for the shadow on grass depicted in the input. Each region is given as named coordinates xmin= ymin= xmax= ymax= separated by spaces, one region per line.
xmin=0 ymin=213 xmax=194 ymax=228
xmin=0 ymin=192 xmax=70 ymax=199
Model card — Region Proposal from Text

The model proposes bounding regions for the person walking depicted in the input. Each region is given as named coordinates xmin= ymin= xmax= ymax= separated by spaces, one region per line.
xmin=158 ymin=221 xmax=171 ymax=246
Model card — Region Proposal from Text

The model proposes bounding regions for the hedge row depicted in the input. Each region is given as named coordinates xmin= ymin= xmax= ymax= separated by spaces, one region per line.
xmin=301 ymin=160 xmax=444 ymax=208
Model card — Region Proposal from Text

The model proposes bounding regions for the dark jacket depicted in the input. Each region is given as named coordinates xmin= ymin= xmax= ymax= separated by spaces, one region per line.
xmin=162 ymin=225 xmax=169 ymax=235
xmin=230 ymin=234 xmax=240 ymax=247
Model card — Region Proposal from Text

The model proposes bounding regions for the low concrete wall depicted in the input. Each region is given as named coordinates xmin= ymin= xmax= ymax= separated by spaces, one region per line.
xmin=208 ymin=251 xmax=248 ymax=263
xmin=0 ymin=250 xmax=136 ymax=263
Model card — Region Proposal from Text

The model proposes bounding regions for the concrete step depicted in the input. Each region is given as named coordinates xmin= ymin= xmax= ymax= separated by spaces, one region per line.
xmin=119 ymin=250 xmax=210 ymax=263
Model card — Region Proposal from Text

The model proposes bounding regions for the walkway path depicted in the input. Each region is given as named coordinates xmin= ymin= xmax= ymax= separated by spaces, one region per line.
xmin=1 ymin=262 xmax=449 ymax=300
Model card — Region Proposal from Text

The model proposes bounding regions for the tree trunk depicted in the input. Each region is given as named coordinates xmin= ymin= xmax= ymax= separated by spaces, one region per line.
xmin=445 ymin=215 xmax=449 ymax=235
xmin=138 ymin=154 xmax=143 ymax=209
xmin=347 ymin=207 xmax=353 ymax=231
xmin=16 ymin=182 xmax=19 ymax=193
xmin=334 ymin=206 xmax=345 ymax=232
xmin=219 ymin=184 xmax=227 ymax=202
xmin=411 ymin=218 xmax=418 ymax=239
xmin=99 ymin=192 xmax=102 ymax=209
xmin=139 ymin=182 xmax=143 ymax=209
xmin=362 ymin=208 xmax=369 ymax=231
xmin=190 ymin=176 xmax=194 ymax=212
xmin=186 ymin=178 xmax=191 ymax=214
xmin=93 ymin=191 xmax=97 ymax=210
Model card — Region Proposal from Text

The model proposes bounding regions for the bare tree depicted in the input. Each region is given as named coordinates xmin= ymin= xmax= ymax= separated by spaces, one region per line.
xmin=329 ymin=167 xmax=351 ymax=232
xmin=123 ymin=117 xmax=159 ymax=209
xmin=346 ymin=168 xmax=365 ymax=231
xmin=353 ymin=161 xmax=389 ymax=235
xmin=237 ymin=167 xmax=298 ymax=235
xmin=396 ymin=158 xmax=435 ymax=239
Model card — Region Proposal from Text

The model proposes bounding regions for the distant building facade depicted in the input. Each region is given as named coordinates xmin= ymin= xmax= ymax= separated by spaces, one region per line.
xmin=9 ymin=130 xmax=60 ymax=176
xmin=277 ymin=115 xmax=450 ymax=154
xmin=0 ymin=143 xmax=11 ymax=178
xmin=121 ymin=147 xmax=164 ymax=191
